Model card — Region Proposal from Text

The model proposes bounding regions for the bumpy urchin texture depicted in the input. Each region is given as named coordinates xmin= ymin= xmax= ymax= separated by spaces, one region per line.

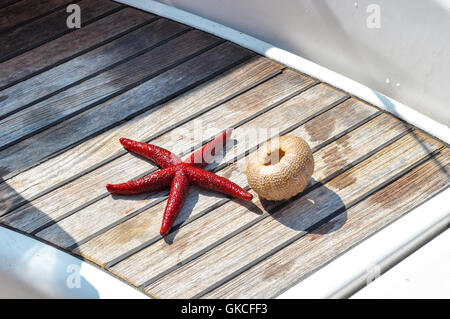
xmin=246 ymin=136 xmax=314 ymax=201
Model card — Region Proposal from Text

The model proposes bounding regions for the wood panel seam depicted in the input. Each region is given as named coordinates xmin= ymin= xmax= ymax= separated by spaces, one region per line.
xmin=28 ymin=73 xmax=316 ymax=235
xmin=272 ymin=182 xmax=449 ymax=298
xmin=103 ymin=97 xmax=385 ymax=272
xmin=133 ymin=127 xmax=416 ymax=289
xmin=0 ymin=33 xmax=223 ymax=152
xmin=0 ymin=55 xmax=275 ymax=218
xmin=0 ymin=2 xmax=126 ymax=63
xmin=0 ymin=15 xmax=160 ymax=92
xmin=190 ymin=147 xmax=443 ymax=298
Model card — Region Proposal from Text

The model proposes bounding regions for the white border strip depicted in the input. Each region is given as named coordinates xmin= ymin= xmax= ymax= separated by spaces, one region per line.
xmin=277 ymin=189 xmax=450 ymax=299
xmin=117 ymin=0 xmax=449 ymax=144
xmin=0 ymin=226 xmax=149 ymax=298
xmin=351 ymin=229 xmax=450 ymax=298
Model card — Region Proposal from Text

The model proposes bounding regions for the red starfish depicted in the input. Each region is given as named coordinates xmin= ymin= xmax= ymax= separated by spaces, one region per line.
xmin=106 ymin=129 xmax=253 ymax=236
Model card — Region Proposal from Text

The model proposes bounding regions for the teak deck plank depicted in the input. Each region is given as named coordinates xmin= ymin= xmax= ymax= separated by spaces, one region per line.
xmin=0 ymin=8 xmax=154 ymax=89
xmin=32 ymin=71 xmax=314 ymax=247
xmin=0 ymin=0 xmax=73 ymax=32
xmin=0 ymin=30 xmax=220 ymax=148
xmin=73 ymin=83 xmax=350 ymax=265
xmin=0 ymin=1 xmax=448 ymax=299
xmin=0 ymin=0 xmax=122 ymax=62
xmin=203 ymin=148 xmax=450 ymax=298
xmin=96 ymin=110 xmax=404 ymax=279
xmin=143 ymin=133 xmax=442 ymax=298
xmin=0 ymin=16 xmax=180 ymax=120
xmin=105 ymin=113 xmax=408 ymax=286
xmin=0 ymin=41 xmax=252 ymax=182
xmin=1 ymin=58 xmax=281 ymax=230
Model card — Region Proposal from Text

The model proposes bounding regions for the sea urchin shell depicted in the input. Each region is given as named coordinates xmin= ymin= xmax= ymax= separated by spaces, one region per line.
xmin=246 ymin=136 xmax=314 ymax=200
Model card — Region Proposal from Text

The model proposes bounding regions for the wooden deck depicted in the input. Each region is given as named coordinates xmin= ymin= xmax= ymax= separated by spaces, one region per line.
xmin=0 ymin=1 xmax=449 ymax=298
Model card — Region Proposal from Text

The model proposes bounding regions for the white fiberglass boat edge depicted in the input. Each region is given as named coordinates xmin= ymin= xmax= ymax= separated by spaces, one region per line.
xmin=351 ymin=229 xmax=450 ymax=299
xmin=116 ymin=0 xmax=449 ymax=299
xmin=117 ymin=0 xmax=450 ymax=145
xmin=277 ymin=188 xmax=450 ymax=299
xmin=0 ymin=226 xmax=149 ymax=299
xmin=1 ymin=0 xmax=447 ymax=299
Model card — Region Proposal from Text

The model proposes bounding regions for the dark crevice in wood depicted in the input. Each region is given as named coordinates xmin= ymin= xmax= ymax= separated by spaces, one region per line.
xmin=1 ymin=1 xmax=447 ymax=301
xmin=0 ymin=2 xmax=126 ymax=63
xmin=104 ymin=96 xmax=382 ymax=271
xmin=274 ymin=182 xmax=449 ymax=299
xmin=0 ymin=19 xmax=184 ymax=122
xmin=0 ymin=0 xmax=82 ymax=35
xmin=1 ymin=52 xmax=258 ymax=218
xmin=28 ymin=67 xmax=289 ymax=235
xmin=0 ymin=31 xmax=220 ymax=152
xmin=190 ymin=147 xmax=442 ymax=298
xmin=0 ymin=16 xmax=160 ymax=92
xmin=134 ymin=126 xmax=414 ymax=289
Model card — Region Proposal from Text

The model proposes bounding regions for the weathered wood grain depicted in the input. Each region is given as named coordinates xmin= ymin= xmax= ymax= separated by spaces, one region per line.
xmin=0 ymin=56 xmax=277 ymax=219
xmin=1 ymin=4 xmax=446 ymax=301
xmin=141 ymin=132 xmax=442 ymax=298
xmin=32 ymin=71 xmax=314 ymax=247
xmin=0 ymin=8 xmax=154 ymax=89
xmin=74 ymin=89 xmax=381 ymax=266
xmin=93 ymin=109 xmax=399 ymax=270
xmin=203 ymin=148 xmax=450 ymax=298
xmin=0 ymin=30 xmax=220 ymax=148
xmin=0 ymin=0 xmax=122 ymax=62
xmin=0 ymin=1 xmax=21 ymax=10
xmin=0 ymin=17 xmax=180 ymax=119
xmin=72 ymin=83 xmax=350 ymax=265
xmin=0 ymin=0 xmax=73 ymax=32
xmin=103 ymin=112 xmax=409 ymax=284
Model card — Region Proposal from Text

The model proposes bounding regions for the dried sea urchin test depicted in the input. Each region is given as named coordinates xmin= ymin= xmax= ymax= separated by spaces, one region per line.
xmin=246 ymin=136 xmax=314 ymax=201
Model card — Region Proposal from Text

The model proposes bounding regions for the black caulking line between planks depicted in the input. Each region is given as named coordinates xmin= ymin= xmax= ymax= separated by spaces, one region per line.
xmin=0 ymin=2 xmax=126 ymax=63
xmin=190 ymin=147 xmax=443 ymax=299
xmin=103 ymin=95 xmax=367 ymax=270
xmin=72 ymin=82 xmax=333 ymax=252
xmin=0 ymin=18 xmax=184 ymax=121
xmin=0 ymin=26 xmax=195 ymax=139
xmin=0 ymin=15 xmax=160 ymax=92
xmin=134 ymin=123 xmax=412 ymax=289
xmin=275 ymin=182 xmax=450 ymax=299
xmin=0 ymin=0 xmax=83 ymax=35
xmin=66 ymin=71 xmax=288 ymax=247
xmin=0 ymin=36 xmax=225 ymax=153
xmin=0 ymin=45 xmax=255 ymax=183
xmin=0 ymin=50 xmax=258 ymax=216
xmin=30 ymin=74 xmax=313 ymax=236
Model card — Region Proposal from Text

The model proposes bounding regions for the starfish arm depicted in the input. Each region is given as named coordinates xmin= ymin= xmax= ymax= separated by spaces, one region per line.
xmin=184 ymin=129 xmax=232 ymax=168
xmin=160 ymin=166 xmax=190 ymax=236
xmin=120 ymin=138 xmax=182 ymax=168
xmin=106 ymin=166 xmax=177 ymax=195
xmin=186 ymin=165 xmax=253 ymax=200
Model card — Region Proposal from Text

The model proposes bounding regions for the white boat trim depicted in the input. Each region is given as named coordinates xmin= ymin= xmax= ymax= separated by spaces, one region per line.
xmin=116 ymin=0 xmax=450 ymax=299
xmin=277 ymin=188 xmax=450 ymax=299
xmin=350 ymin=229 xmax=450 ymax=299
xmin=0 ymin=225 xmax=149 ymax=299
xmin=117 ymin=0 xmax=449 ymax=145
